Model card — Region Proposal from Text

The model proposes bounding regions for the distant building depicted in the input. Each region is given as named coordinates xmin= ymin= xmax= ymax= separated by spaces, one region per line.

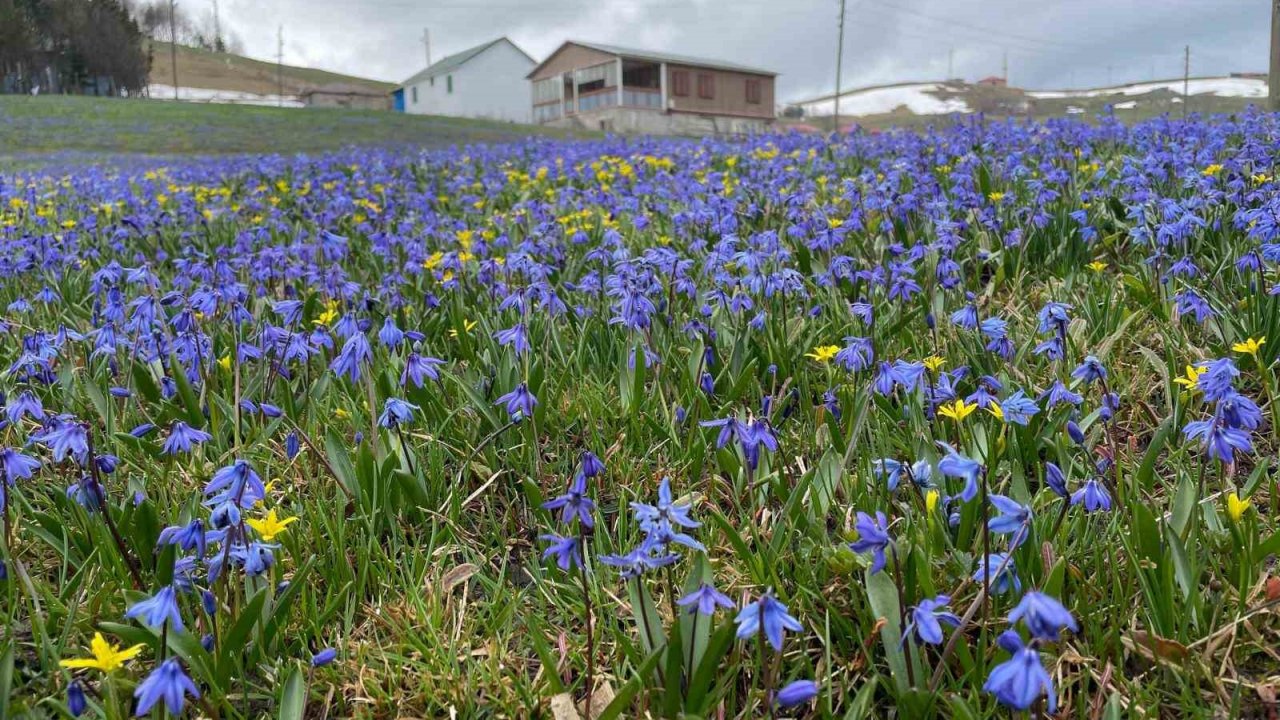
xmin=301 ymin=83 xmax=390 ymax=110
xmin=527 ymin=40 xmax=776 ymax=135
xmin=976 ymin=76 xmax=1008 ymax=87
xmin=393 ymin=37 xmax=535 ymax=122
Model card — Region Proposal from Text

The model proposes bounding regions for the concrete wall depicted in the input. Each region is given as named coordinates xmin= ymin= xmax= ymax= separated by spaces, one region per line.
xmin=548 ymin=106 xmax=772 ymax=136
xmin=666 ymin=64 xmax=774 ymax=119
xmin=404 ymin=40 xmax=533 ymax=122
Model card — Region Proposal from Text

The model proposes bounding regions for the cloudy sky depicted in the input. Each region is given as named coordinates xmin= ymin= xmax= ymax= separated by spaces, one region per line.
xmin=214 ymin=0 xmax=1266 ymax=102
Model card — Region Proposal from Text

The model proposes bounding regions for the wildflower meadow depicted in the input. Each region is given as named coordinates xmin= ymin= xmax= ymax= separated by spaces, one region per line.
xmin=3 ymin=110 xmax=1280 ymax=718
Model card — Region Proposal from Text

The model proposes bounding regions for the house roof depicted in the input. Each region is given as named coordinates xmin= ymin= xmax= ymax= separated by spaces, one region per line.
xmin=526 ymin=40 xmax=777 ymax=79
xmin=397 ymin=37 xmax=534 ymax=89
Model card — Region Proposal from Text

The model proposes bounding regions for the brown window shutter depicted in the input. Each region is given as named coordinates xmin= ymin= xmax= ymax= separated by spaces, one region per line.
xmin=746 ymin=79 xmax=760 ymax=104
xmin=672 ymin=70 xmax=689 ymax=97
xmin=697 ymin=73 xmax=714 ymax=99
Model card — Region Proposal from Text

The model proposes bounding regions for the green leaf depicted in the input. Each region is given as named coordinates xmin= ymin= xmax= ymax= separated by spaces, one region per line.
xmin=0 ymin=642 xmax=13 ymax=720
xmin=865 ymin=569 xmax=908 ymax=695
xmin=168 ymin=353 xmax=205 ymax=428
xmin=323 ymin=430 xmax=358 ymax=498
xmin=686 ymin=620 xmax=736 ymax=714
xmin=278 ymin=665 xmax=306 ymax=720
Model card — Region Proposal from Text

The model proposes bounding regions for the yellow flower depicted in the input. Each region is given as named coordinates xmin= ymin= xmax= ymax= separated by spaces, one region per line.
xmin=59 ymin=633 xmax=144 ymax=673
xmin=987 ymin=191 xmax=1005 ymax=202
xmin=333 ymin=408 xmax=351 ymax=420
xmin=938 ymin=399 xmax=977 ymax=422
xmin=218 ymin=355 xmax=231 ymax=372
xmin=1086 ymin=261 xmax=1108 ymax=273
xmin=1202 ymin=164 xmax=1223 ymax=177
xmin=826 ymin=217 xmax=844 ymax=230
xmin=987 ymin=402 xmax=1005 ymax=421
xmin=449 ymin=319 xmax=478 ymax=338
xmin=1226 ymin=492 xmax=1251 ymax=523
xmin=422 ymin=251 xmax=444 ymax=270
xmin=922 ymin=355 xmax=945 ymax=373
xmin=925 ymin=489 xmax=939 ymax=517
xmin=805 ymin=345 xmax=840 ymax=363
xmin=1232 ymin=337 xmax=1266 ymax=357
xmin=246 ymin=508 xmax=298 ymax=541
xmin=1174 ymin=364 xmax=1204 ymax=390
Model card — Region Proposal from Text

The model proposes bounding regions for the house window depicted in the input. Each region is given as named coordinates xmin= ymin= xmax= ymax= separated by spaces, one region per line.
xmin=671 ymin=70 xmax=689 ymax=97
xmin=411 ymin=86 xmax=418 ymax=103
xmin=696 ymin=73 xmax=714 ymax=99
xmin=447 ymin=75 xmax=453 ymax=93
xmin=745 ymin=78 xmax=761 ymax=104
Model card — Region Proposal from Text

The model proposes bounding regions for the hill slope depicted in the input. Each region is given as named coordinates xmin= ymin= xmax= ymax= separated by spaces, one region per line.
xmin=146 ymin=41 xmax=395 ymax=98
xmin=788 ymin=76 xmax=1268 ymax=129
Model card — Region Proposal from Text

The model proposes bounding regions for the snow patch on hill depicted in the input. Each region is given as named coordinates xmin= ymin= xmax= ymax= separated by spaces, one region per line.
xmin=147 ymin=84 xmax=304 ymax=108
xmin=796 ymin=83 xmax=969 ymax=117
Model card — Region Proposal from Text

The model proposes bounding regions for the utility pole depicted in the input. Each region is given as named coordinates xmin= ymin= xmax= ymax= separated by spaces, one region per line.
xmin=169 ymin=0 xmax=178 ymax=99
xmin=422 ymin=28 xmax=432 ymax=67
xmin=1001 ymin=49 xmax=1008 ymax=85
xmin=277 ymin=25 xmax=284 ymax=107
xmin=1271 ymin=0 xmax=1280 ymax=110
xmin=212 ymin=0 xmax=221 ymax=52
xmin=1183 ymin=44 xmax=1190 ymax=117
xmin=834 ymin=0 xmax=844 ymax=132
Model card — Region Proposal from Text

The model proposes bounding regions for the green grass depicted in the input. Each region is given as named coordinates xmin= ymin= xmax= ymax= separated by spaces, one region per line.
xmin=0 ymin=95 xmax=580 ymax=162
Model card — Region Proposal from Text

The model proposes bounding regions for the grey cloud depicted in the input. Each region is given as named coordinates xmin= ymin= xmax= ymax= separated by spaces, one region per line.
xmin=216 ymin=0 xmax=1268 ymax=102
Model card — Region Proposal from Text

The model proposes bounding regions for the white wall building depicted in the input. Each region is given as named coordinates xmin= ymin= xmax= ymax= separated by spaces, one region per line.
xmin=395 ymin=37 xmax=535 ymax=123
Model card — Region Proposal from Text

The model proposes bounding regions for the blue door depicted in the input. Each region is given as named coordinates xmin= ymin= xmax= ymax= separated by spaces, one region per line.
xmin=392 ymin=89 xmax=405 ymax=112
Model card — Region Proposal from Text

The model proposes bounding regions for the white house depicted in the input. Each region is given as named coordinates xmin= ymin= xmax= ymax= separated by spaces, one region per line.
xmin=394 ymin=37 xmax=535 ymax=123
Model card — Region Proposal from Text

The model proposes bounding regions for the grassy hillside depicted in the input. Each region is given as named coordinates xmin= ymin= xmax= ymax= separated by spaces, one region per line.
xmin=0 ymin=94 xmax=581 ymax=166
xmin=146 ymin=41 xmax=395 ymax=96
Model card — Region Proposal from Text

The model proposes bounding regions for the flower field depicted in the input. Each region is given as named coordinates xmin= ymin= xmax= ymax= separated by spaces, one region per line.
xmin=3 ymin=110 xmax=1280 ymax=718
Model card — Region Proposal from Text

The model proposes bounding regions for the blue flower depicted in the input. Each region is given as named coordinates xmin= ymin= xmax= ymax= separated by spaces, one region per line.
xmin=0 ymin=447 xmax=41 ymax=482
xmin=161 ymin=421 xmax=212 ymax=455
xmin=1070 ymin=479 xmax=1112 ymax=512
xmin=1195 ymin=358 xmax=1239 ymax=402
xmin=677 ymin=582 xmax=735 ymax=616
xmin=578 ymin=450 xmax=605 ymax=479
xmin=734 ymin=592 xmax=804 ymax=650
xmin=133 ymin=658 xmax=200 ymax=716
xmin=33 ymin=418 xmax=89 ymax=464
xmin=997 ymin=390 xmax=1040 ymax=426
xmin=125 ymin=585 xmax=184 ymax=632
xmin=1008 ymin=590 xmax=1078 ymax=641
xmin=377 ymin=398 xmax=418 ymax=428
xmin=938 ymin=443 xmax=982 ymax=502
xmin=495 ymin=323 xmax=530 ymax=356
xmin=984 ymin=631 xmax=1056 ymax=712
xmin=329 ymin=333 xmax=372 ymax=382
xmin=311 ymin=648 xmax=338 ymax=667
xmin=68 ymin=680 xmax=86 ymax=717
xmin=774 ymin=679 xmax=820 ymax=708
xmin=973 ymin=553 xmax=1021 ymax=595
xmin=1071 ymin=355 xmax=1107 ymax=384
xmin=631 ymin=477 xmax=699 ymax=533
xmin=157 ymin=519 xmax=207 ymax=556
xmin=543 ymin=472 xmax=596 ymax=528
xmin=495 ymin=383 xmax=537 ymax=421
xmin=599 ymin=540 xmax=679 ymax=579
xmin=401 ymin=353 xmax=446 ymax=388
xmin=988 ymin=494 xmax=1032 ymax=548
xmin=204 ymin=459 xmax=266 ymax=508
xmin=539 ymin=533 xmax=581 ymax=571
xmin=905 ymin=594 xmax=961 ymax=645
xmin=848 ymin=511 xmax=890 ymax=575
xmin=378 ymin=317 xmax=405 ymax=348
xmin=872 ymin=458 xmax=903 ymax=491
xmin=1044 ymin=462 xmax=1068 ymax=498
